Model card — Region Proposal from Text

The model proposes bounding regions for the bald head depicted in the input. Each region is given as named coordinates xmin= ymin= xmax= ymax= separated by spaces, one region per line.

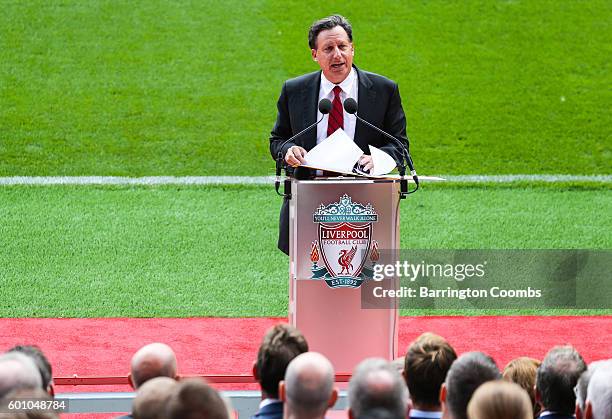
xmin=130 ymin=343 xmax=178 ymax=389
xmin=348 ymin=358 xmax=408 ymax=419
xmin=0 ymin=352 xmax=43 ymax=398
xmin=283 ymin=352 xmax=336 ymax=419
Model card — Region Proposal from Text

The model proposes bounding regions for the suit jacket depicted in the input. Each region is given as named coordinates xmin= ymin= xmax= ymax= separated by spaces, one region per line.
xmin=251 ymin=400 xmax=283 ymax=419
xmin=269 ymin=65 xmax=409 ymax=254
xmin=537 ymin=413 xmax=575 ymax=419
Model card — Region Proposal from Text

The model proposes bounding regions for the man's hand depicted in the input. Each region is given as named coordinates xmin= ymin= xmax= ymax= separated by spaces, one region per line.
xmin=285 ymin=146 xmax=307 ymax=167
xmin=359 ymin=155 xmax=374 ymax=173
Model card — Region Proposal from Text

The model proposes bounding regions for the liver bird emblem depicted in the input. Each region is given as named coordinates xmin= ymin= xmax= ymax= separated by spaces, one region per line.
xmin=338 ymin=246 xmax=357 ymax=275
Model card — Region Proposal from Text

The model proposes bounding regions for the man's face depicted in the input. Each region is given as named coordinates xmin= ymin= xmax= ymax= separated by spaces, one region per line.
xmin=311 ymin=26 xmax=354 ymax=84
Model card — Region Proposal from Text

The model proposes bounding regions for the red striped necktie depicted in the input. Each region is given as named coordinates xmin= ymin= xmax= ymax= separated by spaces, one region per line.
xmin=327 ymin=85 xmax=344 ymax=136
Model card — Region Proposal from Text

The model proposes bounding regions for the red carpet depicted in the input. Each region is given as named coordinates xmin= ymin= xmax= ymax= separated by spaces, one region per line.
xmin=2 ymin=316 xmax=611 ymax=384
xmin=1 ymin=316 xmax=610 ymax=418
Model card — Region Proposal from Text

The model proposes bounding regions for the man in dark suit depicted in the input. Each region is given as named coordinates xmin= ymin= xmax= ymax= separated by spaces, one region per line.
xmin=269 ymin=15 xmax=409 ymax=255
xmin=403 ymin=333 xmax=457 ymax=419
xmin=251 ymin=324 xmax=309 ymax=419
xmin=439 ymin=352 xmax=501 ymax=419
xmin=115 ymin=342 xmax=179 ymax=419
xmin=279 ymin=352 xmax=338 ymax=419
xmin=347 ymin=358 xmax=409 ymax=419
xmin=535 ymin=346 xmax=586 ymax=419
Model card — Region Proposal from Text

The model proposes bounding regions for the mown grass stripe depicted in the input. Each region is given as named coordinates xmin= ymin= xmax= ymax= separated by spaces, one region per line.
xmin=1 ymin=186 xmax=610 ymax=317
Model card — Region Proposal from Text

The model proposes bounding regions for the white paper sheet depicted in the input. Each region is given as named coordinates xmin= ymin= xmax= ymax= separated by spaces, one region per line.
xmin=368 ymin=145 xmax=397 ymax=176
xmin=302 ymin=129 xmax=364 ymax=173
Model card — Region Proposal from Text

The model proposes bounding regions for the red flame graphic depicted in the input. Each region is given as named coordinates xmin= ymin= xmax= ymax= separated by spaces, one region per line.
xmin=370 ymin=241 xmax=380 ymax=262
xmin=310 ymin=241 xmax=319 ymax=262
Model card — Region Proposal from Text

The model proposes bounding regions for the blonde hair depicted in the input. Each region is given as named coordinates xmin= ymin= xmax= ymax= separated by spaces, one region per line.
xmin=503 ymin=357 xmax=541 ymax=417
xmin=467 ymin=380 xmax=532 ymax=419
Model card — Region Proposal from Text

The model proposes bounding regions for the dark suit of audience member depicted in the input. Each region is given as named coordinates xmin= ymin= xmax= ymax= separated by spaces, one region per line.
xmin=535 ymin=346 xmax=586 ymax=419
xmin=403 ymin=333 xmax=456 ymax=419
xmin=252 ymin=400 xmax=283 ymax=419
xmin=537 ymin=413 xmax=575 ymax=419
xmin=251 ymin=324 xmax=308 ymax=419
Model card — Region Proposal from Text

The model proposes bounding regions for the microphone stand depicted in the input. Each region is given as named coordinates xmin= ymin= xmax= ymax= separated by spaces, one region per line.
xmin=351 ymin=114 xmax=419 ymax=198
xmin=274 ymin=114 xmax=326 ymax=198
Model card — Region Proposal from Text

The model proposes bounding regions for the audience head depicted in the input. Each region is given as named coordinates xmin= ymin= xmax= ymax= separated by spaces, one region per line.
xmin=166 ymin=378 xmax=229 ymax=419
xmin=7 ymin=345 xmax=53 ymax=395
xmin=440 ymin=351 xmax=501 ymax=419
xmin=280 ymin=352 xmax=337 ymax=419
xmin=351 ymin=408 xmax=398 ymax=419
xmin=575 ymin=360 xmax=610 ymax=419
xmin=132 ymin=376 xmax=177 ymax=419
xmin=348 ymin=358 xmax=408 ymax=419
xmin=584 ymin=361 xmax=612 ymax=419
xmin=0 ymin=352 xmax=43 ymax=399
xmin=467 ymin=380 xmax=532 ymax=419
xmin=254 ymin=324 xmax=308 ymax=399
xmin=403 ymin=332 xmax=457 ymax=410
xmin=503 ymin=357 xmax=541 ymax=417
xmin=129 ymin=343 xmax=178 ymax=389
xmin=536 ymin=345 xmax=586 ymax=415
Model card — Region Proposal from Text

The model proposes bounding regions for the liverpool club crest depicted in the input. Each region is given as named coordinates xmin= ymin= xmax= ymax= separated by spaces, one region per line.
xmin=310 ymin=194 xmax=379 ymax=288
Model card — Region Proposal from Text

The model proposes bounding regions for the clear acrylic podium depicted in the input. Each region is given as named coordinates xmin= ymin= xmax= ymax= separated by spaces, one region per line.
xmin=288 ymin=177 xmax=400 ymax=373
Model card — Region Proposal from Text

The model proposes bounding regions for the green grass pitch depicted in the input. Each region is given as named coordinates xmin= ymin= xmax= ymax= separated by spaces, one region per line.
xmin=1 ymin=0 xmax=610 ymax=176
xmin=0 ymin=184 xmax=610 ymax=317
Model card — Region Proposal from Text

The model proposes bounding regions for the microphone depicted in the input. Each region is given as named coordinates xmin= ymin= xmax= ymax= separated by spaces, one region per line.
xmin=343 ymin=98 xmax=419 ymax=190
xmin=275 ymin=98 xmax=332 ymax=197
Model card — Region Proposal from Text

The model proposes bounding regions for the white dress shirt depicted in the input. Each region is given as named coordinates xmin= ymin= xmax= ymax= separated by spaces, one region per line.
xmin=316 ymin=68 xmax=358 ymax=144
xmin=408 ymin=409 xmax=442 ymax=418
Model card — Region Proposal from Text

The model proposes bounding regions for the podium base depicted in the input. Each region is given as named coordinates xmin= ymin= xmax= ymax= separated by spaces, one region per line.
xmin=290 ymin=279 xmax=398 ymax=373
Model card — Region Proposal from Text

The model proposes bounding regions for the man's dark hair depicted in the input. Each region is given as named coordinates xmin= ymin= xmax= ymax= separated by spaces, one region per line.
xmin=7 ymin=345 xmax=52 ymax=391
xmin=444 ymin=352 xmax=501 ymax=419
xmin=404 ymin=333 xmax=457 ymax=407
xmin=536 ymin=345 xmax=586 ymax=415
xmin=165 ymin=378 xmax=228 ymax=419
xmin=308 ymin=15 xmax=353 ymax=49
xmin=255 ymin=324 xmax=308 ymax=399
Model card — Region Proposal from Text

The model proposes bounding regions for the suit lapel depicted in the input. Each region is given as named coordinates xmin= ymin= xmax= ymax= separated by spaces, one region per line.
xmin=301 ymin=71 xmax=321 ymax=151
xmin=355 ymin=66 xmax=375 ymax=152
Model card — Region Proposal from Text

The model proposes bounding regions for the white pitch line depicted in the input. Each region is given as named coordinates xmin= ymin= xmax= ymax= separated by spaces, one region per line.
xmin=0 ymin=175 xmax=610 ymax=186
xmin=444 ymin=175 xmax=612 ymax=183
xmin=0 ymin=176 xmax=275 ymax=185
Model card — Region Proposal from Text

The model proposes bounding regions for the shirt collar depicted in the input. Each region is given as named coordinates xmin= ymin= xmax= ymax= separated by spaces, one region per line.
xmin=259 ymin=398 xmax=281 ymax=409
xmin=321 ymin=67 xmax=356 ymax=98
xmin=408 ymin=409 xmax=442 ymax=418
xmin=539 ymin=412 xmax=574 ymax=418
